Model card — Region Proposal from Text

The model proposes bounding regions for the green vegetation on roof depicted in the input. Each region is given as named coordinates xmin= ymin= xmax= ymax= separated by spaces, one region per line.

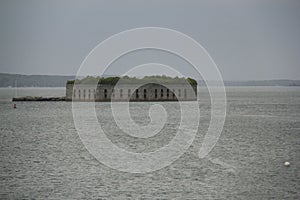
xmin=67 ymin=75 xmax=197 ymax=86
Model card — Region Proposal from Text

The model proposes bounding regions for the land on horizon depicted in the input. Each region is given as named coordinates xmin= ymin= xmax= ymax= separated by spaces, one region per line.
xmin=0 ymin=73 xmax=300 ymax=87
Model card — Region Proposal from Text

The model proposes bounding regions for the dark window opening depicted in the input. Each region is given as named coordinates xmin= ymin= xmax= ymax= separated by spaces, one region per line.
xmin=120 ymin=89 xmax=123 ymax=98
xmin=136 ymin=89 xmax=139 ymax=99
xmin=104 ymin=89 xmax=107 ymax=99
xmin=167 ymin=89 xmax=169 ymax=98
xmin=161 ymin=89 xmax=163 ymax=97
xmin=155 ymin=89 xmax=157 ymax=99
xmin=144 ymin=89 xmax=147 ymax=99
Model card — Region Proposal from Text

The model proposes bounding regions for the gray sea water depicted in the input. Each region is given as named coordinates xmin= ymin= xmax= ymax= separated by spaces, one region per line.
xmin=0 ymin=87 xmax=299 ymax=199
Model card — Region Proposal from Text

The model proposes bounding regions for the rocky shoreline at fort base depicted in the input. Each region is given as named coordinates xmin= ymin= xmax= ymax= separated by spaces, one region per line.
xmin=11 ymin=96 xmax=185 ymax=102
xmin=12 ymin=96 xmax=66 ymax=101
xmin=11 ymin=96 xmax=183 ymax=102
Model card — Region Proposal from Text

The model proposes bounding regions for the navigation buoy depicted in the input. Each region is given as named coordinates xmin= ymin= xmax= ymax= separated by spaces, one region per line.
xmin=13 ymin=104 xmax=16 ymax=109
xmin=284 ymin=161 xmax=290 ymax=167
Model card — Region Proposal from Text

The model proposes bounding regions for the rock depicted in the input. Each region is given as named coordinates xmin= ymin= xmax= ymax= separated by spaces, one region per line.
xmin=12 ymin=96 xmax=66 ymax=101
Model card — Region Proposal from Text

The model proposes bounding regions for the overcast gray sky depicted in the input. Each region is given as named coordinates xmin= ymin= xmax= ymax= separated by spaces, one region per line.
xmin=0 ymin=0 xmax=299 ymax=80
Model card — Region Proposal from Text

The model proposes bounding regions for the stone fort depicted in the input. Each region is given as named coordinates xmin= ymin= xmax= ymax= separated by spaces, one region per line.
xmin=66 ymin=76 xmax=197 ymax=101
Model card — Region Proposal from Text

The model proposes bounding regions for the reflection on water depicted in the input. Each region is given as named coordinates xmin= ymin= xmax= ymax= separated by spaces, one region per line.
xmin=0 ymin=87 xmax=299 ymax=199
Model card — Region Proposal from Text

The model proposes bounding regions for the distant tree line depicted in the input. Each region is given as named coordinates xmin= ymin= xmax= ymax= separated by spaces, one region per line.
xmin=67 ymin=75 xmax=198 ymax=86
xmin=2 ymin=73 xmax=300 ymax=87
xmin=0 ymin=73 xmax=74 ymax=87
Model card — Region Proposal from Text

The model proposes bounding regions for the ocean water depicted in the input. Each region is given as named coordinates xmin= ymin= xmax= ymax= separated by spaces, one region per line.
xmin=0 ymin=87 xmax=299 ymax=199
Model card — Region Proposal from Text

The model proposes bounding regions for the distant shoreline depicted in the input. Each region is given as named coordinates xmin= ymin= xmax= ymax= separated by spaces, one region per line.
xmin=1 ymin=73 xmax=300 ymax=87
xmin=1 ymin=85 xmax=300 ymax=88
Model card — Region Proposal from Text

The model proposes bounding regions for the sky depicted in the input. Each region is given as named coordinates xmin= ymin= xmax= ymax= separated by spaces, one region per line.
xmin=0 ymin=0 xmax=299 ymax=80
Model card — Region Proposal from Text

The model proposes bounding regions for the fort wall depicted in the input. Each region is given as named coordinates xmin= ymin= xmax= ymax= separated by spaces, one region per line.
xmin=66 ymin=83 xmax=197 ymax=101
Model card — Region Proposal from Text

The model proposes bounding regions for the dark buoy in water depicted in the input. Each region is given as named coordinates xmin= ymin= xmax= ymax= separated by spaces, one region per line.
xmin=13 ymin=103 xmax=16 ymax=109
